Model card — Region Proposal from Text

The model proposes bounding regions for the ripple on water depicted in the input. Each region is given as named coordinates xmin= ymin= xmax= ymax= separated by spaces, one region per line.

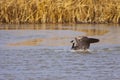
xmin=0 ymin=46 xmax=120 ymax=80
xmin=0 ymin=24 xmax=120 ymax=80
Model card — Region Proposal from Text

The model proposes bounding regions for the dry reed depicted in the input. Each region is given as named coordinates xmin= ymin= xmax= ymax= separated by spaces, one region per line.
xmin=0 ymin=0 xmax=120 ymax=24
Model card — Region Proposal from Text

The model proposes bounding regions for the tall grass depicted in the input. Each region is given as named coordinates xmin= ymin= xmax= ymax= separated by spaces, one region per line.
xmin=0 ymin=0 xmax=120 ymax=24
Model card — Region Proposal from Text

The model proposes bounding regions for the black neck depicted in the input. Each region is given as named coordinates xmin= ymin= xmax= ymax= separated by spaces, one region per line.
xmin=71 ymin=43 xmax=75 ymax=49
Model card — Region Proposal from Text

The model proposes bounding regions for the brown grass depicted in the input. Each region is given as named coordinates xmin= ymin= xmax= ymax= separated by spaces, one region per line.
xmin=0 ymin=0 xmax=120 ymax=24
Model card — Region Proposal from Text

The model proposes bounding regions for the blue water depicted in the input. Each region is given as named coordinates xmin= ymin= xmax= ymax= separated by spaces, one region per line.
xmin=0 ymin=24 xmax=120 ymax=80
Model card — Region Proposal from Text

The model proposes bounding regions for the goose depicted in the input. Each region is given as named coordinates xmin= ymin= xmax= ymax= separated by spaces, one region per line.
xmin=70 ymin=36 xmax=99 ymax=52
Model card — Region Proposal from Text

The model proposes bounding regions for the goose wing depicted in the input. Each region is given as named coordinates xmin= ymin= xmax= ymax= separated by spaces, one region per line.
xmin=88 ymin=38 xmax=99 ymax=43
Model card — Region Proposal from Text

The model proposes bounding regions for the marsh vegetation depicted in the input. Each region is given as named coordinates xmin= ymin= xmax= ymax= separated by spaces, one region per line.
xmin=0 ymin=0 xmax=120 ymax=24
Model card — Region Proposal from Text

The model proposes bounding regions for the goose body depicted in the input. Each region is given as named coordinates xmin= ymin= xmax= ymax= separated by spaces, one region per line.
xmin=70 ymin=36 xmax=99 ymax=52
xmin=70 ymin=40 xmax=90 ymax=52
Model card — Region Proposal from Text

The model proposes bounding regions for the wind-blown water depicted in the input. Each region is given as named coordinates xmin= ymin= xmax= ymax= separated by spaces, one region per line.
xmin=0 ymin=24 xmax=120 ymax=80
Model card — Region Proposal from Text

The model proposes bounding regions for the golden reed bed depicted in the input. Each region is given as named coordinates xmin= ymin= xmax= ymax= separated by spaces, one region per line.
xmin=0 ymin=0 xmax=120 ymax=24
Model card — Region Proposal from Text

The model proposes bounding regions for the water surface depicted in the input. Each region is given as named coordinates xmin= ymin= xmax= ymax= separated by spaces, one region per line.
xmin=0 ymin=24 xmax=120 ymax=80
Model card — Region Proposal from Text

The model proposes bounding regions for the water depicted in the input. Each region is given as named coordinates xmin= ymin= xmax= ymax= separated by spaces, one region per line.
xmin=0 ymin=24 xmax=120 ymax=80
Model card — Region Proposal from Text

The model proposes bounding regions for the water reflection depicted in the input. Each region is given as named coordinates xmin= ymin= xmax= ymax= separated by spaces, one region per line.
xmin=7 ymin=37 xmax=72 ymax=46
xmin=1 ymin=24 xmax=120 ymax=46
xmin=0 ymin=24 xmax=110 ymax=36
xmin=80 ymin=29 xmax=109 ymax=36
xmin=43 ymin=37 xmax=72 ymax=46
xmin=8 ymin=38 xmax=42 ymax=46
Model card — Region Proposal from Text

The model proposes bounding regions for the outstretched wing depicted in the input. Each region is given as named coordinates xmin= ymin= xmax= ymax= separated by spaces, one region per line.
xmin=88 ymin=38 xmax=99 ymax=43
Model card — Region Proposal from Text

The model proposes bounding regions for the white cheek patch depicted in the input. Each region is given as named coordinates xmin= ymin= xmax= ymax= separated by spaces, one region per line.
xmin=73 ymin=40 xmax=76 ymax=43
xmin=76 ymin=36 xmax=83 ymax=41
